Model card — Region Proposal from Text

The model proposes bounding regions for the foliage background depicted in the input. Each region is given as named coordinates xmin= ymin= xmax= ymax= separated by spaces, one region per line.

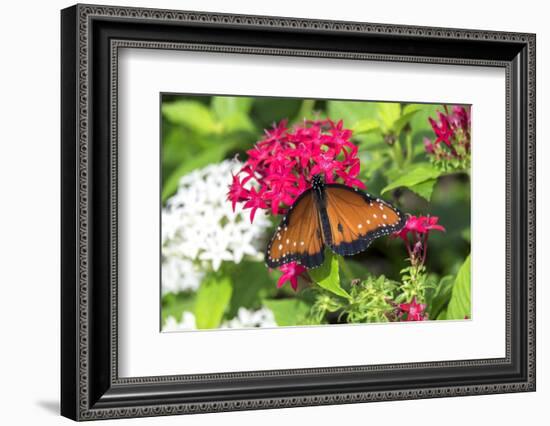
xmin=161 ymin=94 xmax=471 ymax=330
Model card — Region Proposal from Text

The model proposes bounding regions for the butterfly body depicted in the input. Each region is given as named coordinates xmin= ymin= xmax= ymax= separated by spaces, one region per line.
xmin=266 ymin=175 xmax=406 ymax=269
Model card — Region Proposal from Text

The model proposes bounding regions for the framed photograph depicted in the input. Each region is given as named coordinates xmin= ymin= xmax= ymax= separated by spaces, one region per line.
xmin=61 ymin=3 xmax=536 ymax=421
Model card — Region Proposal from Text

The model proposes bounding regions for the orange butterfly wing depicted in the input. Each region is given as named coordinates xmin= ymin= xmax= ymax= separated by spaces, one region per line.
xmin=322 ymin=184 xmax=406 ymax=256
xmin=265 ymin=190 xmax=325 ymax=269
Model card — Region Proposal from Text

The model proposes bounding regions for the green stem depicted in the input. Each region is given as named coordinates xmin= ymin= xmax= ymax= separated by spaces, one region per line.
xmin=392 ymin=139 xmax=405 ymax=169
xmin=405 ymin=132 xmax=413 ymax=166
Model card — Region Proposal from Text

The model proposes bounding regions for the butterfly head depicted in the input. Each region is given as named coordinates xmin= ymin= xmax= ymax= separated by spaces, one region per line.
xmin=312 ymin=174 xmax=325 ymax=190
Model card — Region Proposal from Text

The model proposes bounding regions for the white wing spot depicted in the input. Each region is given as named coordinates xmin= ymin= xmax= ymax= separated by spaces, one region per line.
xmin=293 ymin=242 xmax=297 ymax=247
xmin=278 ymin=244 xmax=283 ymax=250
xmin=367 ymin=220 xmax=371 ymax=224
xmin=373 ymin=214 xmax=378 ymax=218
xmin=379 ymin=204 xmax=384 ymax=210
xmin=382 ymin=214 xmax=387 ymax=220
xmin=358 ymin=224 xmax=363 ymax=229
xmin=300 ymin=241 xmax=305 ymax=246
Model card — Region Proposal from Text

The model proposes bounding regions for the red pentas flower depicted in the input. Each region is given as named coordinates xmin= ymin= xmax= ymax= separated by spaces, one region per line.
xmin=421 ymin=216 xmax=446 ymax=233
xmin=277 ymin=262 xmax=306 ymax=291
xmin=393 ymin=215 xmax=445 ymax=266
xmin=310 ymin=150 xmax=341 ymax=181
xmin=325 ymin=119 xmax=356 ymax=156
xmin=227 ymin=173 xmax=251 ymax=211
xmin=450 ymin=105 xmax=470 ymax=134
xmin=425 ymin=105 xmax=471 ymax=169
xmin=393 ymin=215 xmax=445 ymax=242
xmin=243 ymin=186 xmax=268 ymax=223
xmin=399 ymin=297 xmax=427 ymax=321
xmin=423 ymin=137 xmax=435 ymax=154
xmin=429 ymin=112 xmax=454 ymax=147
xmin=227 ymin=118 xmax=365 ymax=222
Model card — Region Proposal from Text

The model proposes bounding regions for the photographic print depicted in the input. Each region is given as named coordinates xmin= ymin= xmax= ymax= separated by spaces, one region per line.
xmin=160 ymin=94 xmax=472 ymax=331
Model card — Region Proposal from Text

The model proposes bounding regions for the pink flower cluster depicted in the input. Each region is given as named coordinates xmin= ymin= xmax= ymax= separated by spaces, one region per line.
xmin=393 ymin=215 xmax=445 ymax=266
xmin=277 ymin=262 xmax=307 ymax=291
xmin=394 ymin=215 xmax=445 ymax=241
xmin=227 ymin=119 xmax=364 ymax=223
xmin=399 ymin=297 xmax=427 ymax=321
xmin=424 ymin=105 xmax=471 ymax=164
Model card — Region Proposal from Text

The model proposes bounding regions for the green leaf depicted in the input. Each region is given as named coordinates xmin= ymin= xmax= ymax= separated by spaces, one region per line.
xmin=355 ymin=133 xmax=385 ymax=150
xmin=446 ymin=255 xmax=471 ymax=320
xmin=161 ymin=126 xmax=195 ymax=179
xmin=211 ymin=97 xmax=256 ymax=133
xmin=381 ymin=163 xmax=442 ymax=195
xmin=393 ymin=110 xmax=421 ymax=134
xmin=161 ymin=292 xmax=196 ymax=325
xmin=426 ymin=275 xmax=454 ymax=319
xmin=221 ymin=113 xmax=256 ymax=133
xmin=327 ymin=100 xmax=378 ymax=128
xmin=211 ymin=96 xmax=253 ymax=118
xmin=194 ymin=275 xmax=233 ymax=329
xmin=402 ymin=104 xmax=424 ymax=115
xmin=408 ymin=178 xmax=437 ymax=201
xmin=226 ymin=261 xmax=277 ymax=318
xmin=162 ymin=140 xmax=237 ymax=202
xmin=309 ymin=252 xmax=350 ymax=299
xmin=352 ymin=118 xmax=380 ymax=135
xmin=358 ymin=153 xmax=388 ymax=179
xmin=377 ymin=103 xmax=401 ymax=131
xmin=263 ymin=299 xmax=311 ymax=326
xmin=461 ymin=227 xmax=471 ymax=242
xmin=251 ymin=98 xmax=302 ymax=128
xmin=162 ymin=100 xmax=219 ymax=134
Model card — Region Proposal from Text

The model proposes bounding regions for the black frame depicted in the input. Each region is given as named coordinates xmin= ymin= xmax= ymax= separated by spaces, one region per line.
xmin=61 ymin=3 xmax=536 ymax=421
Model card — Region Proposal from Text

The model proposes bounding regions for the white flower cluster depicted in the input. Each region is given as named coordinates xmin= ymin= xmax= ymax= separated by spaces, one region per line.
xmin=163 ymin=307 xmax=277 ymax=332
xmin=162 ymin=160 xmax=271 ymax=295
xmin=221 ymin=307 xmax=277 ymax=329
xmin=163 ymin=312 xmax=197 ymax=332
xmin=161 ymin=256 xmax=204 ymax=294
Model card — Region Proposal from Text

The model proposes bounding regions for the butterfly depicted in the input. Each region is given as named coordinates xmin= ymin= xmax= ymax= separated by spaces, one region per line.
xmin=265 ymin=174 xmax=407 ymax=269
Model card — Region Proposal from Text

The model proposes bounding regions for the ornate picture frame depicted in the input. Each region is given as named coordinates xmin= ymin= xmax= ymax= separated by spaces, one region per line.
xmin=61 ymin=3 xmax=535 ymax=421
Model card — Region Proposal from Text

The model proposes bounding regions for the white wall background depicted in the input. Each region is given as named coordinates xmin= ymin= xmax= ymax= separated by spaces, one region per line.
xmin=0 ymin=0 xmax=546 ymax=424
